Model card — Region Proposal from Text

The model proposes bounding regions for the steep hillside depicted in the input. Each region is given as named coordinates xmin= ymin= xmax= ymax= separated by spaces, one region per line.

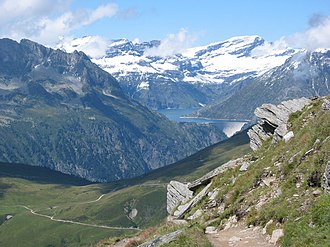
xmin=195 ymin=50 xmax=330 ymax=120
xmin=0 ymin=38 xmax=226 ymax=182
xmin=59 ymin=36 xmax=296 ymax=109
xmin=126 ymin=96 xmax=330 ymax=247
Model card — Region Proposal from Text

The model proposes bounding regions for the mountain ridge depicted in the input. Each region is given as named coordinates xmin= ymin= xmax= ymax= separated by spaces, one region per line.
xmin=195 ymin=49 xmax=330 ymax=119
xmin=58 ymin=35 xmax=297 ymax=110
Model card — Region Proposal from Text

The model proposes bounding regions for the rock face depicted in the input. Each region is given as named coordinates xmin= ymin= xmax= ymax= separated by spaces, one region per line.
xmin=167 ymin=181 xmax=194 ymax=214
xmin=269 ymin=229 xmax=284 ymax=244
xmin=239 ymin=161 xmax=252 ymax=171
xmin=188 ymin=158 xmax=243 ymax=189
xmin=322 ymin=98 xmax=330 ymax=111
xmin=166 ymin=158 xmax=247 ymax=219
xmin=173 ymin=182 xmax=212 ymax=219
xmin=205 ymin=226 xmax=218 ymax=234
xmin=247 ymin=98 xmax=311 ymax=151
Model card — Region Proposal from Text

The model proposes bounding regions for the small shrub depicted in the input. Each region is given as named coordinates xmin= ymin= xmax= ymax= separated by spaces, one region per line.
xmin=246 ymin=207 xmax=258 ymax=226
xmin=289 ymin=110 xmax=302 ymax=124
xmin=266 ymin=221 xmax=277 ymax=236
xmin=307 ymin=170 xmax=322 ymax=187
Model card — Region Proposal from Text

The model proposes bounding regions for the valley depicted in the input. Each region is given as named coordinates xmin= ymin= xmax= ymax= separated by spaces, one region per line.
xmin=0 ymin=131 xmax=250 ymax=247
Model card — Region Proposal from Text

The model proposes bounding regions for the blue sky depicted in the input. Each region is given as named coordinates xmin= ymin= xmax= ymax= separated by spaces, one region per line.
xmin=71 ymin=0 xmax=330 ymax=45
xmin=0 ymin=0 xmax=330 ymax=48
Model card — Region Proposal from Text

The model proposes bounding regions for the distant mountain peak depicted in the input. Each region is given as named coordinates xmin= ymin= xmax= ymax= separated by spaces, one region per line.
xmin=58 ymin=35 xmax=299 ymax=109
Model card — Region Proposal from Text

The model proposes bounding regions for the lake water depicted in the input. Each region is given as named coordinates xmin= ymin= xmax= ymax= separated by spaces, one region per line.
xmin=158 ymin=108 xmax=248 ymax=137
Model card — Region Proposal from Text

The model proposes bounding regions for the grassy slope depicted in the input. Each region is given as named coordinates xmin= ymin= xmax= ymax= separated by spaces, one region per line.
xmin=0 ymin=131 xmax=250 ymax=247
xmin=162 ymin=96 xmax=330 ymax=247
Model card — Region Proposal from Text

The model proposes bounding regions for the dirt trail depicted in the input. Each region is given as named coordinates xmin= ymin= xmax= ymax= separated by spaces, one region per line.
xmin=207 ymin=224 xmax=275 ymax=247
xmin=18 ymin=194 xmax=141 ymax=231
xmin=21 ymin=205 xmax=141 ymax=231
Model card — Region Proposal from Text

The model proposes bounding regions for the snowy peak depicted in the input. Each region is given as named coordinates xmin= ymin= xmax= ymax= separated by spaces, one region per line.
xmin=181 ymin=36 xmax=296 ymax=81
xmin=185 ymin=35 xmax=264 ymax=58
xmin=262 ymin=49 xmax=330 ymax=86
xmin=59 ymin=35 xmax=296 ymax=84
xmin=58 ymin=35 xmax=300 ymax=109
xmin=105 ymin=39 xmax=160 ymax=58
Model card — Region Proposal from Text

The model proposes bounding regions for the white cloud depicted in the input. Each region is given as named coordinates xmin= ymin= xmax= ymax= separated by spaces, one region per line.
xmin=145 ymin=28 xmax=196 ymax=57
xmin=83 ymin=3 xmax=118 ymax=26
xmin=0 ymin=1 xmax=118 ymax=46
xmin=251 ymin=15 xmax=330 ymax=55
xmin=59 ymin=36 xmax=110 ymax=58
xmin=251 ymin=38 xmax=289 ymax=57
xmin=285 ymin=15 xmax=330 ymax=50
xmin=132 ymin=38 xmax=140 ymax=44
xmin=0 ymin=0 xmax=67 ymax=24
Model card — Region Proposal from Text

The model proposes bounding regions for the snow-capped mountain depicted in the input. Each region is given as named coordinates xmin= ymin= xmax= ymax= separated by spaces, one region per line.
xmin=194 ymin=49 xmax=330 ymax=120
xmin=59 ymin=35 xmax=297 ymax=109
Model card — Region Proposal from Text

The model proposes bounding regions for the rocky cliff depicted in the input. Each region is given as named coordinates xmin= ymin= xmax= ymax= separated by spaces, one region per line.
xmin=247 ymin=97 xmax=311 ymax=151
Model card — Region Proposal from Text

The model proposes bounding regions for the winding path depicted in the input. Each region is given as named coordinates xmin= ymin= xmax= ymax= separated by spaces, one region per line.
xmin=19 ymin=194 xmax=141 ymax=231
xmin=79 ymin=194 xmax=105 ymax=204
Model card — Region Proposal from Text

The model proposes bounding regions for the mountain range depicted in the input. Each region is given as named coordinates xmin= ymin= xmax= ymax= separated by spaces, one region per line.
xmin=195 ymin=49 xmax=330 ymax=119
xmin=0 ymin=38 xmax=226 ymax=182
xmin=60 ymin=36 xmax=330 ymax=120
xmin=59 ymin=35 xmax=295 ymax=110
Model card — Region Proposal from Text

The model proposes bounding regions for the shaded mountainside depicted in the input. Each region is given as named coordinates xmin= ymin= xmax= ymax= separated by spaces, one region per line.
xmin=195 ymin=50 xmax=330 ymax=120
xmin=0 ymin=38 xmax=226 ymax=182
xmin=119 ymin=96 xmax=330 ymax=247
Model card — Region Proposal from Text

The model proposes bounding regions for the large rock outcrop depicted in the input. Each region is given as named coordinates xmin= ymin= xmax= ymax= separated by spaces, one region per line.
xmin=167 ymin=181 xmax=193 ymax=214
xmin=248 ymin=98 xmax=311 ymax=151
xmin=188 ymin=158 xmax=243 ymax=189
xmin=166 ymin=158 xmax=246 ymax=218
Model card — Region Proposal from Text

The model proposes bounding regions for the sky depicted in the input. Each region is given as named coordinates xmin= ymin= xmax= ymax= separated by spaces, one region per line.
xmin=0 ymin=0 xmax=330 ymax=51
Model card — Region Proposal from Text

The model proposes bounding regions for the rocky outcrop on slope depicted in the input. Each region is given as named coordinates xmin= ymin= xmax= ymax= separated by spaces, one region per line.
xmin=160 ymin=96 xmax=330 ymax=246
xmin=167 ymin=158 xmax=248 ymax=218
xmin=167 ymin=181 xmax=193 ymax=214
xmin=247 ymin=98 xmax=311 ymax=151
